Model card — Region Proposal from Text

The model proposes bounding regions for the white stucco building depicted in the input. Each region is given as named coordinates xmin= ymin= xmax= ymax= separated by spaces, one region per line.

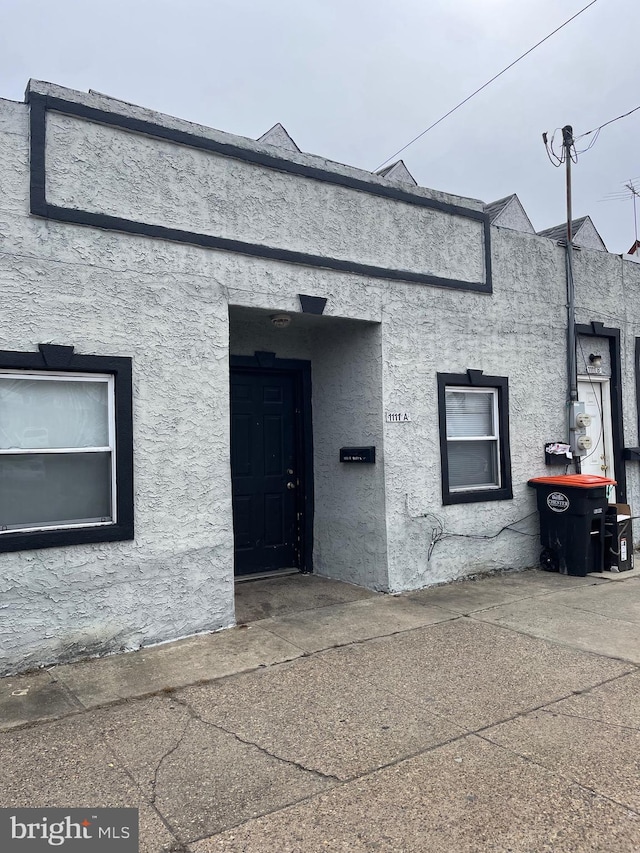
xmin=2 ymin=81 xmax=640 ymax=675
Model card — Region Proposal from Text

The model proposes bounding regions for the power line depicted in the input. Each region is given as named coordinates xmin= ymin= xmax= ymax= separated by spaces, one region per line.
xmin=575 ymin=104 xmax=640 ymax=142
xmin=372 ymin=0 xmax=600 ymax=172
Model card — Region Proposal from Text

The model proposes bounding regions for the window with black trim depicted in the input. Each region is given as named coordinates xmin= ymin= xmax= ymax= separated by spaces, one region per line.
xmin=0 ymin=346 xmax=133 ymax=552
xmin=437 ymin=371 xmax=512 ymax=505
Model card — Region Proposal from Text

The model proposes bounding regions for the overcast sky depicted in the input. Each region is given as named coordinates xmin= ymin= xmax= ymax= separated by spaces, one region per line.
xmin=1 ymin=0 xmax=638 ymax=253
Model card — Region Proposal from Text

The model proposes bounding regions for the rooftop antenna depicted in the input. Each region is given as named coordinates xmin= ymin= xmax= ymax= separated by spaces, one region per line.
xmin=626 ymin=180 xmax=639 ymax=246
xmin=598 ymin=179 xmax=640 ymax=249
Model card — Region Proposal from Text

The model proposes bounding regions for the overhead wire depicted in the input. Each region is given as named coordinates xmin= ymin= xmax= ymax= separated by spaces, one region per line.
xmin=575 ymin=104 xmax=640 ymax=144
xmin=373 ymin=0 xmax=600 ymax=171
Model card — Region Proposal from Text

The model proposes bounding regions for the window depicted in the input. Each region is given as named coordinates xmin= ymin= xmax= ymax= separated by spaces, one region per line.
xmin=437 ymin=371 xmax=512 ymax=505
xmin=0 ymin=346 xmax=133 ymax=551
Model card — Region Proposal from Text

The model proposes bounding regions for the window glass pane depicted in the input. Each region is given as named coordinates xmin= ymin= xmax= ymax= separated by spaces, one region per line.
xmin=0 ymin=452 xmax=112 ymax=530
xmin=0 ymin=379 xmax=109 ymax=449
xmin=446 ymin=391 xmax=494 ymax=438
xmin=448 ymin=439 xmax=499 ymax=489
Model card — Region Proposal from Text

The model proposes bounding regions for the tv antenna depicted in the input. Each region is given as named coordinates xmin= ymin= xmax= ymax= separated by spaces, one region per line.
xmin=599 ymin=178 xmax=640 ymax=249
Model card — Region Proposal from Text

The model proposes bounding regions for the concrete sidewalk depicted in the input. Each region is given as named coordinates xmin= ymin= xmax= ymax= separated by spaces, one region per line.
xmin=2 ymin=568 xmax=640 ymax=851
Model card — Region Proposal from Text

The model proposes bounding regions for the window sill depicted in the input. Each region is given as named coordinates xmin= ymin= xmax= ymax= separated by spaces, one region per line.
xmin=443 ymin=486 xmax=513 ymax=506
xmin=0 ymin=522 xmax=134 ymax=553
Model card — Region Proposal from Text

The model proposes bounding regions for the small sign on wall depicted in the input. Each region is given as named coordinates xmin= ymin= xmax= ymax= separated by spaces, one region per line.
xmin=340 ymin=447 xmax=376 ymax=463
xmin=386 ymin=412 xmax=411 ymax=423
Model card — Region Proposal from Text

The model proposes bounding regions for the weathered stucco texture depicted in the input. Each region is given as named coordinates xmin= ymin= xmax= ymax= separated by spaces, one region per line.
xmin=2 ymin=80 xmax=640 ymax=673
xmin=1 ymin=98 xmax=235 ymax=674
xmin=44 ymin=111 xmax=485 ymax=284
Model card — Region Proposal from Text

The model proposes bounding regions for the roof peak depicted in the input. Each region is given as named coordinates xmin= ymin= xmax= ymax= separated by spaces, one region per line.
xmin=256 ymin=122 xmax=300 ymax=153
xmin=374 ymin=160 xmax=417 ymax=187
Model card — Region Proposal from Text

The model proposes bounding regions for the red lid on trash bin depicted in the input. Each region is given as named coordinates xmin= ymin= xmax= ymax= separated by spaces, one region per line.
xmin=528 ymin=474 xmax=616 ymax=488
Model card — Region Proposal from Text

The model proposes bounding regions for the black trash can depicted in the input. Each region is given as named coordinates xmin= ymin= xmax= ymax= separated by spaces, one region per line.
xmin=528 ymin=474 xmax=616 ymax=576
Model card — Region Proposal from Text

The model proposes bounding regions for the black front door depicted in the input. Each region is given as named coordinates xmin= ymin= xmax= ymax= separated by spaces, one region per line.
xmin=231 ymin=369 xmax=299 ymax=575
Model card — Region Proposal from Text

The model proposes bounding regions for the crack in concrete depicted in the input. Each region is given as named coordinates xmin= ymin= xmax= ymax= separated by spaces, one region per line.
xmin=94 ymin=671 xmax=640 ymax=847
xmin=7 ymin=598 xmax=637 ymax=735
xmin=252 ymin=612 xmax=462 ymax=658
xmin=536 ymin=597 xmax=640 ymax=628
xmin=89 ymin=714 xmax=186 ymax=853
xmin=469 ymin=611 xmax=640 ymax=667
xmin=537 ymin=706 xmax=640 ymax=734
xmin=319 ymin=652 xmax=638 ymax=741
xmin=170 ymin=694 xmax=340 ymax=783
xmin=168 ymin=668 xmax=640 ymax=844
xmin=181 ymin=727 xmax=481 ymax=848
xmin=473 ymin=730 xmax=640 ymax=819
xmin=149 ymin=713 xmax=194 ymax=806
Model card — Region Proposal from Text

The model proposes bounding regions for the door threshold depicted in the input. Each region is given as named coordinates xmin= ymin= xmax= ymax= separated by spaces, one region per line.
xmin=235 ymin=568 xmax=302 ymax=584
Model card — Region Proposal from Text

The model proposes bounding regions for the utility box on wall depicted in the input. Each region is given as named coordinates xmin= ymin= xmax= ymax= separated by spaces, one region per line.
xmin=569 ymin=401 xmax=592 ymax=456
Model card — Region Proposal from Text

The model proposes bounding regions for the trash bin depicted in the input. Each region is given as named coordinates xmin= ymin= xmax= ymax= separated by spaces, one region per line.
xmin=605 ymin=503 xmax=634 ymax=572
xmin=528 ymin=474 xmax=616 ymax=576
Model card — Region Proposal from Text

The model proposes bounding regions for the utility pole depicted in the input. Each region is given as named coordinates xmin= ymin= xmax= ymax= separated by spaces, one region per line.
xmin=562 ymin=125 xmax=581 ymax=473
xmin=563 ymin=125 xmax=578 ymax=404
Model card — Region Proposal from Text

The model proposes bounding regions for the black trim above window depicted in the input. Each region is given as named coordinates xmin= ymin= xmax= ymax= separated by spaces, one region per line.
xmin=437 ymin=370 xmax=513 ymax=505
xmin=0 ymin=346 xmax=134 ymax=552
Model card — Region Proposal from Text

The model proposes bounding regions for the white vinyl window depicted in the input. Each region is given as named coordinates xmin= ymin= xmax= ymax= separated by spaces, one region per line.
xmin=0 ymin=371 xmax=116 ymax=534
xmin=445 ymin=387 xmax=501 ymax=491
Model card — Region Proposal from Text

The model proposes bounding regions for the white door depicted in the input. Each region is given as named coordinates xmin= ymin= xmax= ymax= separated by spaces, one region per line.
xmin=577 ymin=379 xmax=615 ymax=498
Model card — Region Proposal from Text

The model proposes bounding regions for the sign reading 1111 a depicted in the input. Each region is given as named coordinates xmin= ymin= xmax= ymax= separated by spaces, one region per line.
xmin=386 ymin=412 xmax=412 ymax=423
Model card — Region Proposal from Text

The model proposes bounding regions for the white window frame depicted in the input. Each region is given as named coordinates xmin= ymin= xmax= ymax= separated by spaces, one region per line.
xmin=445 ymin=386 xmax=501 ymax=493
xmin=0 ymin=369 xmax=117 ymax=535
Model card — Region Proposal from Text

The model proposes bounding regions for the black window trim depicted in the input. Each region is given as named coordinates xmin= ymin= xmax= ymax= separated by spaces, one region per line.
xmin=437 ymin=369 xmax=513 ymax=505
xmin=0 ymin=345 xmax=134 ymax=552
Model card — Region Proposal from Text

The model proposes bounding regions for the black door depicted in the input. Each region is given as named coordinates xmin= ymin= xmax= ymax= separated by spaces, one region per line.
xmin=231 ymin=369 xmax=299 ymax=575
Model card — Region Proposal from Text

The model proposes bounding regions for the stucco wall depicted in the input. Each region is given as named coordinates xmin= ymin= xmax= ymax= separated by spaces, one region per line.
xmin=44 ymin=106 xmax=485 ymax=285
xmin=573 ymin=248 xmax=640 ymax=513
xmin=1 ymin=99 xmax=237 ymax=674
xmin=4 ymin=81 xmax=640 ymax=673
xmin=310 ymin=321 xmax=387 ymax=589
xmin=380 ymin=228 xmax=567 ymax=590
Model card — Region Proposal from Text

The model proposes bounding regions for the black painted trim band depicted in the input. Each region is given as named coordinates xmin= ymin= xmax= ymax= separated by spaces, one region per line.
xmin=28 ymin=92 xmax=492 ymax=294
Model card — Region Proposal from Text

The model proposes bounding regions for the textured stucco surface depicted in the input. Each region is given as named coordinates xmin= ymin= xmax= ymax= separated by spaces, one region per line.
xmin=45 ymin=111 xmax=485 ymax=284
xmin=1 ymin=99 xmax=236 ymax=674
xmin=3 ymin=83 xmax=640 ymax=672
xmin=576 ymin=335 xmax=612 ymax=377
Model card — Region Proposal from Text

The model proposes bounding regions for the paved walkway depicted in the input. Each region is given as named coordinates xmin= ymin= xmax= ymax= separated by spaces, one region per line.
xmin=2 ymin=568 xmax=640 ymax=851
